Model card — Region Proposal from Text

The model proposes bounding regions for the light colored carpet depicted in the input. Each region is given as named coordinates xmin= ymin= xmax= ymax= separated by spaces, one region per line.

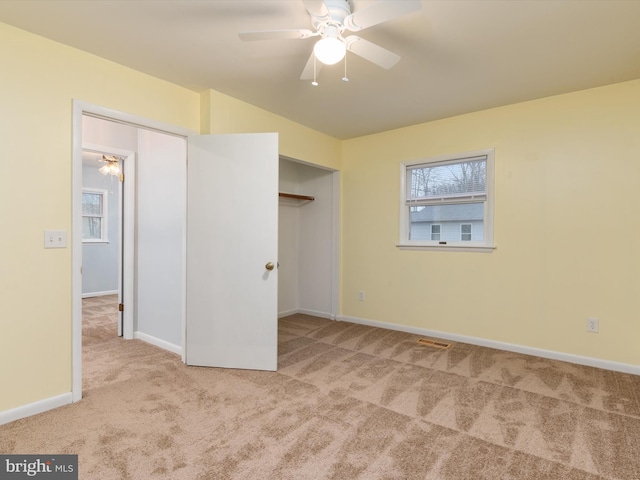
xmin=1 ymin=295 xmax=639 ymax=479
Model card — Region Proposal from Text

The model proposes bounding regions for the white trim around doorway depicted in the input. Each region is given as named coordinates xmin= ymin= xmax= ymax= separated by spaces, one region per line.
xmin=72 ymin=100 xmax=195 ymax=403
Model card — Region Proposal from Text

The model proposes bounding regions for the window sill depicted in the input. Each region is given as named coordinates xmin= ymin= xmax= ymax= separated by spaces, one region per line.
xmin=83 ymin=240 xmax=109 ymax=245
xmin=397 ymin=243 xmax=495 ymax=253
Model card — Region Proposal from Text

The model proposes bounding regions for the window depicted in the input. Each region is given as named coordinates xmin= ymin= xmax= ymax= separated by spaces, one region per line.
xmin=82 ymin=188 xmax=108 ymax=242
xmin=431 ymin=224 xmax=441 ymax=241
xmin=460 ymin=224 xmax=472 ymax=241
xmin=399 ymin=149 xmax=494 ymax=251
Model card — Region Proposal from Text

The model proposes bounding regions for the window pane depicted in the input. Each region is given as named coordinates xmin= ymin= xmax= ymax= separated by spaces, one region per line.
xmin=430 ymin=224 xmax=440 ymax=241
xmin=461 ymin=224 xmax=472 ymax=241
xmin=409 ymin=158 xmax=486 ymax=201
xmin=410 ymin=203 xmax=484 ymax=241
xmin=82 ymin=192 xmax=103 ymax=215
xmin=82 ymin=217 xmax=102 ymax=239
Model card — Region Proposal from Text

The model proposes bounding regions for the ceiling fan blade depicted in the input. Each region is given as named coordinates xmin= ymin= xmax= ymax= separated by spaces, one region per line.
xmin=300 ymin=51 xmax=323 ymax=80
xmin=301 ymin=0 xmax=329 ymax=18
xmin=239 ymin=29 xmax=315 ymax=41
xmin=344 ymin=36 xmax=401 ymax=69
xmin=344 ymin=0 xmax=422 ymax=32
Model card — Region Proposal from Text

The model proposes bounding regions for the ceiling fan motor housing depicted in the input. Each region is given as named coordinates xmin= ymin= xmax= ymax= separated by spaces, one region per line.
xmin=311 ymin=0 xmax=353 ymax=33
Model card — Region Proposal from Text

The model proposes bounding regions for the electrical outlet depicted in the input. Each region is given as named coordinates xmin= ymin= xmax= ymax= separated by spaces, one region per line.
xmin=586 ymin=318 xmax=599 ymax=333
xmin=358 ymin=291 xmax=365 ymax=301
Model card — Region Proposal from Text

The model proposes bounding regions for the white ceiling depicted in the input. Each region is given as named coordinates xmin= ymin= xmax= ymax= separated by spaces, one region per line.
xmin=2 ymin=0 xmax=640 ymax=139
xmin=82 ymin=151 xmax=103 ymax=168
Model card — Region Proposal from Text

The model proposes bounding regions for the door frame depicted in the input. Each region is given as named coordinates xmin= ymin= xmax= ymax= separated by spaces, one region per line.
xmin=81 ymin=142 xmax=133 ymax=338
xmin=331 ymin=170 xmax=340 ymax=320
xmin=72 ymin=100 xmax=194 ymax=402
xmin=279 ymin=157 xmax=341 ymax=320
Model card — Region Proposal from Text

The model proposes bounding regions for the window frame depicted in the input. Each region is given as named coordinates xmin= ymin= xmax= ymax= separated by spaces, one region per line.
xmin=460 ymin=223 xmax=472 ymax=241
xmin=398 ymin=148 xmax=495 ymax=252
xmin=82 ymin=188 xmax=109 ymax=243
xmin=430 ymin=224 xmax=441 ymax=241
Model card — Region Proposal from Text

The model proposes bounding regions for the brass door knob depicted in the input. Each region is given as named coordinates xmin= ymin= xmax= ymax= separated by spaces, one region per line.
xmin=265 ymin=262 xmax=275 ymax=271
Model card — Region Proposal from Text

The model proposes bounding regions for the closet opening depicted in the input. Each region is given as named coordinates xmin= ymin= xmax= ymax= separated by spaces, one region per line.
xmin=278 ymin=156 xmax=339 ymax=320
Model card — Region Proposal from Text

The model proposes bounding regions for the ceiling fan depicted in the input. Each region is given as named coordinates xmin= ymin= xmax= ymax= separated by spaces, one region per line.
xmin=239 ymin=0 xmax=422 ymax=82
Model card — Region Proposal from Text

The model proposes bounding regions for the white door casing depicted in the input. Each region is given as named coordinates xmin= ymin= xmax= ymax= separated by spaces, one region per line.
xmin=186 ymin=133 xmax=279 ymax=371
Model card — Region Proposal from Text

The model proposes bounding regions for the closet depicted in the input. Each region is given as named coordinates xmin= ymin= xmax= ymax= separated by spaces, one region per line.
xmin=278 ymin=157 xmax=337 ymax=319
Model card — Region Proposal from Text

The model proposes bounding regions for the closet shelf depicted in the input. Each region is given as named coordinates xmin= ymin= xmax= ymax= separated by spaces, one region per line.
xmin=279 ymin=192 xmax=315 ymax=206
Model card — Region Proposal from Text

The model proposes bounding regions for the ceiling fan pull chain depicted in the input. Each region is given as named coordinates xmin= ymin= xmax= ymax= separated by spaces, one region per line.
xmin=342 ymin=52 xmax=349 ymax=82
xmin=312 ymin=55 xmax=319 ymax=86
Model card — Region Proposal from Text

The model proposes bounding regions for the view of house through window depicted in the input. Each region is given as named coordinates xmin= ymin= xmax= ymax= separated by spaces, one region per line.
xmin=82 ymin=188 xmax=107 ymax=242
xmin=399 ymin=149 xmax=494 ymax=249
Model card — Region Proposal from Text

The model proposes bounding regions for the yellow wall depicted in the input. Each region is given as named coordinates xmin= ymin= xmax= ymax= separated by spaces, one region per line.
xmin=0 ymin=22 xmax=341 ymax=414
xmin=200 ymin=89 xmax=341 ymax=171
xmin=341 ymin=79 xmax=640 ymax=365
xmin=0 ymin=22 xmax=199 ymax=412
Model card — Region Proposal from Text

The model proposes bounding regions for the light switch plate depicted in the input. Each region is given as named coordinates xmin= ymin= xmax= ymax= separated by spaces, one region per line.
xmin=44 ymin=230 xmax=67 ymax=248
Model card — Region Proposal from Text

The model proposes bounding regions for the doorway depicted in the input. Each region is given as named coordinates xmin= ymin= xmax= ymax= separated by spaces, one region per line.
xmin=81 ymin=143 xmax=130 ymax=338
xmin=81 ymin=117 xmax=187 ymax=348
xmin=72 ymin=101 xmax=193 ymax=402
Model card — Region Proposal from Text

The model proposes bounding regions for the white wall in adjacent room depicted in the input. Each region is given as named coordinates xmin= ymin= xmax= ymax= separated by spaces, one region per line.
xmin=136 ymin=129 xmax=186 ymax=350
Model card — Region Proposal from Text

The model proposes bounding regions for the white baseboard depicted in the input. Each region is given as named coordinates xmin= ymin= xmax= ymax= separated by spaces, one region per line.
xmin=298 ymin=308 xmax=334 ymax=320
xmin=82 ymin=290 xmax=118 ymax=298
xmin=134 ymin=331 xmax=182 ymax=356
xmin=0 ymin=392 xmax=73 ymax=426
xmin=279 ymin=308 xmax=335 ymax=320
xmin=337 ymin=314 xmax=640 ymax=376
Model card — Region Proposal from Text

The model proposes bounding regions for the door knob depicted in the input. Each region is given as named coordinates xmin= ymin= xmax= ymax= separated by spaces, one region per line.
xmin=265 ymin=262 xmax=275 ymax=271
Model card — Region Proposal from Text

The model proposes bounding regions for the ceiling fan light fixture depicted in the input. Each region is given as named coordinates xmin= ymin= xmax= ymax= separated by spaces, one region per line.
xmin=313 ymin=36 xmax=346 ymax=65
xmin=99 ymin=155 xmax=121 ymax=176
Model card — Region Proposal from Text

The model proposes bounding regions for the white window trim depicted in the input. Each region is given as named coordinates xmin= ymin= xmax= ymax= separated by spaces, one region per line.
xmin=398 ymin=148 xmax=495 ymax=252
xmin=82 ymin=187 xmax=108 ymax=243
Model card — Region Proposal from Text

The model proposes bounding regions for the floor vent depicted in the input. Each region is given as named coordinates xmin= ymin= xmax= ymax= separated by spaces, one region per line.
xmin=417 ymin=338 xmax=452 ymax=349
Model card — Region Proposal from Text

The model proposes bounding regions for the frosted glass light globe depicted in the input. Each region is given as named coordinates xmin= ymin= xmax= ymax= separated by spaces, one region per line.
xmin=314 ymin=37 xmax=346 ymax=65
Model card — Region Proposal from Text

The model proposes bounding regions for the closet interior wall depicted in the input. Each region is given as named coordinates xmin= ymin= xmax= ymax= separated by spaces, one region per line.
xmin=278 ymin=157 xmax=334 ymax=319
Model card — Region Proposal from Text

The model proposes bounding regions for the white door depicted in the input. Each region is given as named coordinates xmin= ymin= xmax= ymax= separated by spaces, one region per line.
xmin=186 ymin=133 xmax=279 ymax=371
